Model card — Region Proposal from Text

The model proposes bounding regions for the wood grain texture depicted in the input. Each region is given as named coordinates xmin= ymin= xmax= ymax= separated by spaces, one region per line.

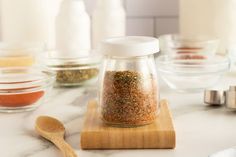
xmin=80 ymin=99 xmax=176 ymax=150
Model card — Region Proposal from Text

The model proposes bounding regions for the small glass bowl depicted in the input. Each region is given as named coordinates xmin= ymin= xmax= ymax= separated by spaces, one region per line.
xmin=47 ymin=56 xmax=101 ymax=87
xmin=0 ymin=42 xmax=44 ymax=67
xmin=159 ymin=34 xmax=219 ymax=55
xmin=156 ymin=54 xmax=230 ymax=92
xmin=0 ymin=67 xmax=55 ymax=113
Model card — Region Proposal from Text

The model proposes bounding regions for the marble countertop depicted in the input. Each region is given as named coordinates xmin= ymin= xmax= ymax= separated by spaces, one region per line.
xmin=1 ymin=73 xmax=236 ymax=157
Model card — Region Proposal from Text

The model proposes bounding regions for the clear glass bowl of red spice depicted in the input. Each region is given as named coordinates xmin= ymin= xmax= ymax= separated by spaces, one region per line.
xmin=156 ymin=54 xmax=230 ymax=92
xmin=0 ymin=67 xmax=55 ymax=113
xmin=159 ymin=34 xmax=219 ymax=57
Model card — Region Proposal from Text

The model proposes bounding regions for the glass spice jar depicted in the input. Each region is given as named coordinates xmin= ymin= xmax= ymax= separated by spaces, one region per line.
xmin=98 ymin=36 xmax=160 ymax=127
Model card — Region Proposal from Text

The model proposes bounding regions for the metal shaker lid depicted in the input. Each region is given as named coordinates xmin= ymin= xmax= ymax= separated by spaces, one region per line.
xmin=204 ymin=90 xmax=225 ymax=106
xmin=225 ymin=87 xmax=236 ymax=109
xmin=229 ymin=86 xmax=236 ymax=91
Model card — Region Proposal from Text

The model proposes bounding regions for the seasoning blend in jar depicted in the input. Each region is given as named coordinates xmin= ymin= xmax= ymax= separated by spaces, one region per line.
xmin=98 ymin=36 xmax=160 ymax=127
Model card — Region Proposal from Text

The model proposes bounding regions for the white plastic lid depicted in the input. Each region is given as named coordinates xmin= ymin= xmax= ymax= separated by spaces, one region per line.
xmin=98 ymin=36 xmax=159 ymax=57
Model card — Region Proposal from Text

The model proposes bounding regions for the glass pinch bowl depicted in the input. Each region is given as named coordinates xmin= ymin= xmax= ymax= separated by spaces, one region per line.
xmin=0 ymin=66 xmax=55 ymax=113
xmin=156 ymin=54 xmax=230 ymax=92
xmin=0 ymin=42 xmax=45 ymax=67
xmin=159 ymin=34 xmax=219 ymax=56
xmin=47 ymin=55 xmax=101 ymax=87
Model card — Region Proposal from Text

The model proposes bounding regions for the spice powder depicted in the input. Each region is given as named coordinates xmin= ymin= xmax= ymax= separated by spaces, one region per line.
xmin=101 ymin=70 xmax=159 ymax=126
xmin=0 ymin=91 xmax=44 ymax=107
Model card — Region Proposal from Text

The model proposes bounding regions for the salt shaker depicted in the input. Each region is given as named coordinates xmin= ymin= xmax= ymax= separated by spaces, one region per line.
xmin=1 ymin=0 xmax=59 ymax=49
xmin=98 ymin=36 xmax=160 ymax=127
xmin=92 ymin=0 xmax=126 ymax=49
xmin=54 ymin=0 xmax=91 ymax=58
xmin=225 ymin=86 xmax=236 ymax=110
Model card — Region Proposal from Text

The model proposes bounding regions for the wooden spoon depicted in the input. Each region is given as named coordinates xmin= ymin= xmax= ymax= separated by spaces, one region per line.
xmin=35 ymin=116 xmax=77 ymax=157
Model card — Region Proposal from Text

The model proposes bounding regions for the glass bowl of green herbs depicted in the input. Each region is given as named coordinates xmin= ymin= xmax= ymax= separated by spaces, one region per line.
xmin=46 ymin=55 xmax=101 ymax=87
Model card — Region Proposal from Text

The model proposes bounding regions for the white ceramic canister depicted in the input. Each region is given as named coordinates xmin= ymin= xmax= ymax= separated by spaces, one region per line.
xmin=180 ymin=0 xmax=236 ymax=54
xmin=53 ymin=0 xmax=91 ymax=58
xmin=0 ymin=0 xmax=62 ymax=49
xmin=92 ymin=0 xmax=126 ymax=49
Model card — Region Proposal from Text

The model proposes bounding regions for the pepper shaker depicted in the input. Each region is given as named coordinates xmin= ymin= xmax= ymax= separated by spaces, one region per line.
xmin=204 ymin=90 xmax=225 ymax=106
xmin=225 ymin=86 xmax=236 ymax=109
xmin=204 ymin=86 xmax=236 ymax=110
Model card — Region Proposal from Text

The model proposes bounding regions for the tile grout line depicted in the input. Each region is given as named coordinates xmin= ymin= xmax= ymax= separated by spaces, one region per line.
xmin=153 ymin=17 xmax=157 ymax=37
xmin=124 ymin=0 xmax=127 ymax=10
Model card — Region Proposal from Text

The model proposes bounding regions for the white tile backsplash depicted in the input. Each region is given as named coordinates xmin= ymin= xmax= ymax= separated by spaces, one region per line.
xmin=155 ymin=18 xmax=179 ymax=36
xmin=126 ymin=0 xmax=179 ymax=17
xmin=127 ymin=18 xmax=154 ymax=36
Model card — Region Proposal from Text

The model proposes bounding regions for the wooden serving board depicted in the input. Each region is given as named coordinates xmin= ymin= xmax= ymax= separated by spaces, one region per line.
xmin=80 ymin=99 xmax=176 ymax=150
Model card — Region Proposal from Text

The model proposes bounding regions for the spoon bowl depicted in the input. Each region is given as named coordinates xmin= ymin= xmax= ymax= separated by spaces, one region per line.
xmin=35 ymin=116 xmax=77 ymax=157
xmin=36 ymin=116 xmax=65 ymax=139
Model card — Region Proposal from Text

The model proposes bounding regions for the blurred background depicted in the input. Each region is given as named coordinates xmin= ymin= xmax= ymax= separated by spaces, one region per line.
xmin=0 ymin=0 xmax=179 ymax=41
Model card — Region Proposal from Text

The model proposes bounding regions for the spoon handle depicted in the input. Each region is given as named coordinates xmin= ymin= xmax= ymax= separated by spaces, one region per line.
xmin=52 ymin=138 xmax=77 ymax=157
